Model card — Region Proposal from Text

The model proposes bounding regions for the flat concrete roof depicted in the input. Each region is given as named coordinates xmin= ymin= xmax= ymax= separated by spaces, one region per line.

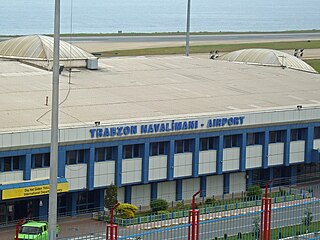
xmin=0 ymin=55 xmax=320 ymax=132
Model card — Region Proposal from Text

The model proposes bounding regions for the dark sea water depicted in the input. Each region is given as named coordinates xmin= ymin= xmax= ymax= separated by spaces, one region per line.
xmin=0 ymin=0 xmax=319 ymax=35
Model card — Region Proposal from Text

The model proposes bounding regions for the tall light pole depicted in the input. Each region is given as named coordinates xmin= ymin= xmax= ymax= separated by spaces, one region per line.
xmin=186 ymin=0 xmax=191 ymax=56
xmin=48 ymin=0 xmax=60 ymax=239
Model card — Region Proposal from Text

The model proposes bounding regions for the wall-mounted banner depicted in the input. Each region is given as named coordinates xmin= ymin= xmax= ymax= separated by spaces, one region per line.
xmin=89 ymin=116 xmax=245 ymax=139
xmin=2 ymin=182 xmax=69 ymax=200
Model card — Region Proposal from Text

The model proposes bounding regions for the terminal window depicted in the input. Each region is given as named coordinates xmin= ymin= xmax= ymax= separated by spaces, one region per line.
xmin=0 ymin=156 xmax=23 ymax=172
xmin=315 ymin=127 xmax=320 ymax=139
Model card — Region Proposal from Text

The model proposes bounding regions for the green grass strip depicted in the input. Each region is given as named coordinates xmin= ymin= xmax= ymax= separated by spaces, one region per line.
xmin=94 ymin=40 xmax=320 ymax=57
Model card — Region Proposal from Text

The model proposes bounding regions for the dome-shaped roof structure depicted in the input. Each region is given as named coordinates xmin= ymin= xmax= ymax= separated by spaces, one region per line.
xmin=218 ymin=48 xmax=317 ymax=73
xmin=0 ymin=35 xmax=97 ymax=70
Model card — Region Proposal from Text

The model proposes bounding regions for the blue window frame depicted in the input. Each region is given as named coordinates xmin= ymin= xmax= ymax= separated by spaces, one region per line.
xmin=32 ymin=153 xmax=50 ymax=168
xmin=200 ymin=137 xmax=217 ymax=151
xmin=123 ymin=144 xmax=142 ymax=159
xmin=314 ymin=127 xmax=320 ymax=139
xmin=224 ymin=135 xmax=240 ymax=148
xmin=150 ymin=142 xmax=167 ymax=156
xmin=247 ymin=132 xmax=263 ymax=146
xmin=291 ymin=128 xmax=305 ymax=141
xmin=269 ymin=130 xmax=285 ymax=143
xmin=0 ymin=156 xmax=23 ymax=172
xmin=175 ymin=139 xmax=192 ymax=154
xmin=66 ymin=150 xmax=88 ymax=165
xmin=95 ymin=147 xmax=115 ymax=161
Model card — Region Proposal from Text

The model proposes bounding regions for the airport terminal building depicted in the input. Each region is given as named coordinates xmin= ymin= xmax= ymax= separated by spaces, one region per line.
xmin=0 ymin=36 xmax=320 ymax=224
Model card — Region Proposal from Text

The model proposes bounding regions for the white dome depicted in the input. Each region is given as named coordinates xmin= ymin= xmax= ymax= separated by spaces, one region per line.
xmin=0 ymin=35 xmax=93 ymax=60
xmin=218 ymin=48 xmax=317 ymax=73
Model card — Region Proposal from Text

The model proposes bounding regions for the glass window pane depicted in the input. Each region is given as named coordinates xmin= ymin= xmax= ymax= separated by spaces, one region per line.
xmin=12 ymin=156 xmax=20 ymax=170
xmin=184 ymin=140 xmax=191 ymax=152
xmin=200 ymin=138 xmax=208 ymax=151
xmin=106 ymin=147 xmax=113 ymax=160
xmin=315 ymin=127 xmax=320 ymax=139
xmin=159 ymin=142 xmax=165 ymax=155
xmin=4 ymin=157 xmax=11 ymax=171
xmin=34 ymin=154 xmax=43 ymax=168
xmin=67 ymin=151 xmax=77 ymax=165
xmin=176 ymin=140 xmax=183 ymax=153
xmin=124 ymin=145 xmax=132 ymax=159
xmin=96 ymin=148 xmax=105 ymax=161
xmin=78 ymin=150 xmax=85 ymax=163
xmin=269 ymin=131 xmax=276 ymax=143
xmin=247 ymin=133 xmax=254 ymax=146
xmin=151 ymin=143 xmax=158 ymax=156
xmin=133 ymin=145 xmax=140 ymax=158
xmin=43 ymin=153 xmax=50 ymax=167
xmin=224 ymin=136 xmax=232 ymax=148
xmin=231 ymin=136 xmax=239 ymax=147
xmin=209 ymin=137 xmax=215 ymax=149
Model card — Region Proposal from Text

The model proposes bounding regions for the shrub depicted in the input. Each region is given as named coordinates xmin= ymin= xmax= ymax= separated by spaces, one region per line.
xmin=115 ymin=203 xmax=138 ymax=219
xmin=205 ymin=197 xmax=216 ymax=205
xmin=157 ymin=210 xmax=170 ymax=215
xmin=104 ymin=184 xmax=118 ymax=210
xmin=247 ymin=185 xmax=262 ymax=198
xmin=150 ymin=199 xmax=169 ymax=213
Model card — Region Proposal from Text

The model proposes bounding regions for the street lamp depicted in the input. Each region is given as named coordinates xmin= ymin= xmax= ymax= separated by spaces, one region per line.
xmin=48 ymin=0 xmax=61 ymax=239
xmin=186 ymin=0 xmax=191 ymax=56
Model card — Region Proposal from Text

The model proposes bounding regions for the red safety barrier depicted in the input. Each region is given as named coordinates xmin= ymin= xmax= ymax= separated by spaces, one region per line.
xmin=106 ymin=203 xmax=120 ymax=240
xmin=260 ymin=181 xmax=272 ymax=240
xmin=188 ymin=190 xmax=201 ymax=240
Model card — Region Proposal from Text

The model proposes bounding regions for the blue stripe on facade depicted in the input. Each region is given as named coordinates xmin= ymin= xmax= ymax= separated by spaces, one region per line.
xmin=24 ymin=153 xmax=31 ymax=180
xmin=58 ymin=147 xmax=66 ymax=177
xmin=240 ymin=133 xmax=246 ymax=171
xmin=176 ymin=179 xmax=182 ymax=201
xmin=87 ymin=146 xmax=95 ymax=190
xmin=142 ymin=140 xmax=150 ymax=184
xmin=125 ymin=186 xmax=132 ymax=203
xmin=284 ymin=130 xmax=291 ymax=166
xmin=200 ymin=176 xmax=206 ymax=198
xmin=151 ymin=182 xmax=157 ymax=201
xmin=223 ymin=173 xmax=230 ymax=194
xmin=262 ymin=130 xmax=269 ymax=169
xmin=115 ymin=145 xmax=123 ymax=186
xmin=167 ymin=140 xmax=174 ymax=181
xmin=192 ymin=137 xmax=199 ymax=178
xmin=306 ymin=126 xmax=315 ymax=164
xmin=216 ymin=135 xmax=223 ymax=174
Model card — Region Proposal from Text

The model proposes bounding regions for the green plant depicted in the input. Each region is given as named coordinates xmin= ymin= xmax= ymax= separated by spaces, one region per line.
xmin=115 ymin=203 xmax=138 ymax=219
xmin=104 ymin=184 xmax=118 ymax=210
xmin=175 ymin=200 xmax=185 ymax=210
xmin=150 ymin=199 xmax=169 ymax=213
xmin=205 ymin=197 xmax=216 ymax=205
xmin=247 ymin=185 xmax=262 ymax=198
xmin=252 ymin=216 xmax=260 ymax=240
xmin=157 ymin=210 xmax=170 ymax=215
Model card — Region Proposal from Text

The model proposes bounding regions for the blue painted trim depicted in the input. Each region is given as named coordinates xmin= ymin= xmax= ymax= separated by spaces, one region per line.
xmin=87 ymin=146 xmax=95 ymax=191
xmin=151 ymin=182 xmax=157 ymax=201
xmin=115 ymin=145 xmax=123 ymax=186
xmin=176 ymin=179 xmax=182 ymax=201
xmin=240 ymin=133 xmax=246 ymax=171
xmin=192 ymin=137 xmax=200 ymax=177
xmin=216 ymin=135 xmax=223 ymax=174
xmin=200 ymin=176 xmax=206 ymax=197
xmin=306 ymin=126 xmax=315 ymax=163
xmin=142 ymin=140 xmax=150 ymax=184
xmin=98 ymin=188 xmax=105 ymax=211
xmin=124 ymin=186 xmax=132 ymax=203
xmin=24 ymin=153 xmax=31 ymax=180
xmin=284 ymin=130 xmax=291 ymax=166
xmin=70 ymin=192 xmax=77 ymax=216
xmin=58 ymin=147 xmax=66 ymax=177
xmin=223 ymin=173 xmax=230 ymax=194
xmin=38 ymin=196 xmax=48 ymax=220
xmin=167 ymin=140 xmax=174 ymax=181
xmin=262 ymin=130 xmax=269 ymax=169
xmin=291 ymin=165 xmax=297 ymax=185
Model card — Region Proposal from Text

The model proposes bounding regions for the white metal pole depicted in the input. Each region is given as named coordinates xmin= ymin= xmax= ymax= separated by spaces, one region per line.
xmin=186 ymin=0 xmax=191 ymax=56
xmin=48 ymin=0 xmax=60 ymax=239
